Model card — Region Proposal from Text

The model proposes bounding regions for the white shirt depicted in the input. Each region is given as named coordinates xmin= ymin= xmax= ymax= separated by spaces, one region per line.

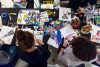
xmin=58 ymin=46 xmax=98 ymax=67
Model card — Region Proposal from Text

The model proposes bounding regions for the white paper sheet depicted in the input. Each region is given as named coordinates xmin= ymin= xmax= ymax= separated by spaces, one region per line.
xmin=21 ymin=28 xmax=33 ymax=34
xmin=0 ymin=26 xmax=16 ymax=45
xmin=60 ymin=24 xmax=77 ymax=40
xmin=15 ymin=58 xmax=28 ymax=67
xmin=1 ymin=0 xmax=14 ymax=8
xmin=34 ymin=31 xmax=44 ymax=41
xmin=34 ymin=0 xmax=40 ymax=9
xmin=14 ymin=0 xmax=20 ymax=2
xmin=41 ymin=4 xmax=53 ymax=9
xmin=48 ymin=38 xmax=59 ymax=48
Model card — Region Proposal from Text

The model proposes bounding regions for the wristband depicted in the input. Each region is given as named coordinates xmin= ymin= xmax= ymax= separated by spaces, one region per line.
xmin=62 ymin=46 xmax=67 ymax=49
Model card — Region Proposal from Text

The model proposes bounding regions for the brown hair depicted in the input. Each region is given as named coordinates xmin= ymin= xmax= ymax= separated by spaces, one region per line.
xmin=16 ymin=30 xmax=34 ymax=50
xmin=71 ymin=36 xmax=96 ymax=61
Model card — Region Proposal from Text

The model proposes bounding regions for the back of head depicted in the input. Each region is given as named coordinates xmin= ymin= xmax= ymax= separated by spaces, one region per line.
xmin=16 ymin=30 xmax=34 ymax=51
xmin=71 ymin=36 xmax=96 ymax=61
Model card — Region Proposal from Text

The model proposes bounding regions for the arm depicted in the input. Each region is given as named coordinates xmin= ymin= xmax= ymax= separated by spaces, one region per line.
xmin=36 ymin=34 xmax=51 ymax=60
xmin=58 ymin=47 xmax=69 ymax=67
xmin=58 ymin=38 xmax=70 ymax=66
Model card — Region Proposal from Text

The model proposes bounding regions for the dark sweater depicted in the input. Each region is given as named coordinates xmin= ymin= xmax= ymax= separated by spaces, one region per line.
xmin=16 ymin=44 xmax=51 ymax=67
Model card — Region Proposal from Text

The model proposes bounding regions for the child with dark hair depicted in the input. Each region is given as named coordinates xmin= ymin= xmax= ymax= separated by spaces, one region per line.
xmin=16 ymin=30 xmax=51 ymax=67
xmin=58 ymin=36 xmax=97 ymax=67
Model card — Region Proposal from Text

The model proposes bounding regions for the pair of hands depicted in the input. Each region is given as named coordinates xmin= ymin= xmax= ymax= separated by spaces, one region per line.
xmin=34 ymin=36 xmax=44 ymax=46
xmin=60 ymin=38 xmax=70 ymax=53
xmin=77 ymin=7 xmax=85 ymax=14
xmin=60 ymin=37 xmax=76 ymax=53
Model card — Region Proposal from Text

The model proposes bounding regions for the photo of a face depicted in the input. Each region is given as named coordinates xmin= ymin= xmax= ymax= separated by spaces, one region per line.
xmin=59 ymin=7 xmax=71 ymax=21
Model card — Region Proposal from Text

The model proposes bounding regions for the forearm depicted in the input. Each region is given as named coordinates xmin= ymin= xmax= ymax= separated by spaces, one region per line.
xmin=58 ymin=49 xmax=67 ymax=66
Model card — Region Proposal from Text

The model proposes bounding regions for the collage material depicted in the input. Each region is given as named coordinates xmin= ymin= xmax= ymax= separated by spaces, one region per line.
xmin=17 ymin=10 xmax=40 ymax=25
xmin=90 ymin=24 xmax=100 ymax=43
xmin=40 ymin=11 xmax=49 ymax=23
xmin=59 ymin=7 xmax=71 ymax=21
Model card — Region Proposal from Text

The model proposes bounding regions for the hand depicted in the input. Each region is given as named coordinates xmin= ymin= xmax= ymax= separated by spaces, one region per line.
xmin=60 ymin=48 xmax=64 ymax=53
xmin=63 ymin=38 xmax=69 ymax=47
xmin=0 ymin=38 xmax=4 ymax=45
xmin=34 ymin=36 xmax=44 ymax=46
xmin=12 ymin=0 xmax=14 ymax=2
xmin=77 ymin=7 xmax=85 ymax=14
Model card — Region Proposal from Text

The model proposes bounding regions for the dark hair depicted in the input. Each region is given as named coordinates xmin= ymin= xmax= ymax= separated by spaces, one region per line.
xmin=16 ymin=30 xmax=34 ymax=50
xmin=71 ymin=36 xmax=96 ymax=61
